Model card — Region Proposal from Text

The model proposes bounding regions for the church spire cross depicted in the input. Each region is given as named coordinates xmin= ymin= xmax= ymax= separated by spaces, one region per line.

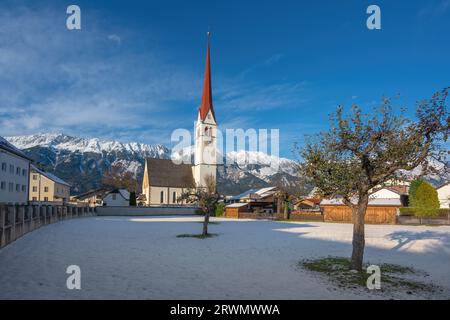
xmin=198 ymin=32 xmax=216 ymax=123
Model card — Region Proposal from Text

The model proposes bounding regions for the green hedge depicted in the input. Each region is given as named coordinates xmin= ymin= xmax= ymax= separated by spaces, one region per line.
xmin=400 ymin=207 xmax=450 ymax=217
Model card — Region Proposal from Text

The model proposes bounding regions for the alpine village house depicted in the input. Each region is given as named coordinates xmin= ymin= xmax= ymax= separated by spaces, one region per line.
xmin=142 ymin=33 xmax=218 ymax=206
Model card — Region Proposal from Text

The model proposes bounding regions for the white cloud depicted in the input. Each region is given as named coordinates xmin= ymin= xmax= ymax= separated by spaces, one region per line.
xmin=0 ymin=5 xmax=200 ymax=140
xmin=0 ymin=4 xmax=312 ymax=148
xmin=107 ymin=34 xmax=122 ymax=45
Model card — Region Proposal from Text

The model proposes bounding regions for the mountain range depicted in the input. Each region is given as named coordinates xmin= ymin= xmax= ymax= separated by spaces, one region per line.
xmin=5 ymin=133 xmax=299 ymax=195
xmin=5 ymin=133 xmax=449 ymax=196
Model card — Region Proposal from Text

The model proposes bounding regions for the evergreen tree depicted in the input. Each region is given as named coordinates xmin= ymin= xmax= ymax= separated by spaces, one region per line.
xmin=129 ymin=191 xmax=137 ymax=207
xmin=408 ymin=179 xmax=424 ymax=207
xmin=414 ymin=182 xmax=440 ymax=217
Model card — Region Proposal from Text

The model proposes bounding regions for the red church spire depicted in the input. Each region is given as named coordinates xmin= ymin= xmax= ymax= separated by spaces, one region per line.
xmin=198 ymin=32 xmax=216 ymax=123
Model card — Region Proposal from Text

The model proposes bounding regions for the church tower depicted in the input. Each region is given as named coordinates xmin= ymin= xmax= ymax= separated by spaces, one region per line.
xmin=193 ymin=32 xmax=217 ymax=189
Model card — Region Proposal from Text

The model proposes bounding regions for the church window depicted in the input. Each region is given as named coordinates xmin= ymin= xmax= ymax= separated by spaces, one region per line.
xmin=173 ymin=192 xmax=176 ymax=203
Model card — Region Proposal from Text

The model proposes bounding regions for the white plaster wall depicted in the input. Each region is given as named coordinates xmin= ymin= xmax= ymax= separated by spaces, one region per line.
xmin=0 ymin=149 xmax=30 ymax=205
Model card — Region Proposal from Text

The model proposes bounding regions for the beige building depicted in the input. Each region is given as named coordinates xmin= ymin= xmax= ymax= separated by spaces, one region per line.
xmin=29 ymin=165 xmax=71 ymax=204
xmin=142 ymin=34 xmax=217 ymax=206
xmin=143 ymin=158 xmax=195 ymax=206
xmin=71 ymin=188 xmax=110 ymax=207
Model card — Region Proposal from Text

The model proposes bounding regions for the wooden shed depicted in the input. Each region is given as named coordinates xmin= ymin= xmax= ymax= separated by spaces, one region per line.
xmin=225 ymin=203 xmax=249 ymax=218
xmin=320 ymin=198 xmax=401 ymax=225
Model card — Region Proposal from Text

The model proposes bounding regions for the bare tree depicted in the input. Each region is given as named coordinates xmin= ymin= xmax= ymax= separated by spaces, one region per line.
xmin=299 ymin=88 xmax=449 ymax=270
xmin=102 ymin=164 xmax=139 ymax=193
xmin=179 ymin=174 xmax=220 ymax=237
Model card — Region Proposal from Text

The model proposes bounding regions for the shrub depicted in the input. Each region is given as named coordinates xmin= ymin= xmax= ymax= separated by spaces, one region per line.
xmin=400 ymin=208 xmax=449 ymax=217
xmin=413 ymin=181 xmax=440 ymax=217
xmin=408 ymin=179 xmax=424 ymax=208
xmin=399 ymin=208 xmax=415 ymax=216
xmin=214 ymin=202 xmax=225 ymax=217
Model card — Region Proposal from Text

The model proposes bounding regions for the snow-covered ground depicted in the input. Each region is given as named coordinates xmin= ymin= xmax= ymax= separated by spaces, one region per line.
xmin=0 ymin=216 xmax=449 ymax=299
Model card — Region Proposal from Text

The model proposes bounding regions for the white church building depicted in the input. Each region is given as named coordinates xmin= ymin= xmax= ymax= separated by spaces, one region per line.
xmin=142 ymin=34 xmax=217 ymax=206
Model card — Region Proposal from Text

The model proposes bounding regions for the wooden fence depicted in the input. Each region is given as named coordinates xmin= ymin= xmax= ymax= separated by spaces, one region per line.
xmin=0 ymin=204 xmax=96 ymax=249
xmin=322 ymin=205 xmax=398 ymax=225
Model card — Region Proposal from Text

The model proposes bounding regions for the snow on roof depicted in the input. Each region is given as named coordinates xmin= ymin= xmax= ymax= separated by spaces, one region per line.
xmin=321 ymin=197 xmax=402 ymax=206
xmin=0 ymin=136 xmax=32 ymax=160
xmin=226 ymin=203 xmax=248 ymax=208
xmin=437 ymin=182 xmax=450 ymax=190
xmin=229 ymin=187 xmax=277 ymax=201
xmin=31 ymin=165 xmax=71 ymax=187
xmin=229 ymin=189 xmax=258 ymax=201
xmin=254 ymin=186 xmax=277 ymax=196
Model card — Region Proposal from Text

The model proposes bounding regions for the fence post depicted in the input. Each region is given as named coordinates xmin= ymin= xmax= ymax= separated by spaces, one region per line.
xmin=44 ymin=205 xmax=49 ymax=225
xmin=0 ymin=205 xmax=5 ymax=247
xmin=10 ymin=205 xmax=16 ymax=242
xmin=25 ymin=205 xmax=30 ymax=233
xmin=30 ymin=205 xmax=35 ymax=231
xmin=18 ymin=205 xmax=25 ymax=238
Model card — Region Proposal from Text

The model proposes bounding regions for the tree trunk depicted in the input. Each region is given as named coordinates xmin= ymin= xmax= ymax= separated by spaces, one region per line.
xmin=350 ymin=194 xmax=369 ymax=271
xmin=202 ymin=210 xmax=210 ymax=236
xmin=277 ymin=197 xmax=283 ymax=216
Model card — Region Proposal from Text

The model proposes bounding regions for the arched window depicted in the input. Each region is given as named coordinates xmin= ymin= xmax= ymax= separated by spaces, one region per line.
xmin=204 ymin=127 xmax=209 ymax=136
xmin=160 ymin=191 xmax=164 ymax=204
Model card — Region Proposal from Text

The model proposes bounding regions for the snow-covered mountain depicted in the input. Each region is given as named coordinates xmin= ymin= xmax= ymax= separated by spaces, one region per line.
xmin=5 ymin=133 xmax=299 ymax=195
xmin=6 ymin=133 xmax=448 ymax=196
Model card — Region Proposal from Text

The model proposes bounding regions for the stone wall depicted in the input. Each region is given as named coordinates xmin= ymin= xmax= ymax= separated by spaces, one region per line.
xmin=0 ymin=204 xmax=95 ymax=248
xmin=96 ymin=206 xmax=199 ymax=216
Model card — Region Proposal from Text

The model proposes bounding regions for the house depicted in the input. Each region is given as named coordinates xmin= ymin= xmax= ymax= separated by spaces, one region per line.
xmin=142 ymin=33 xmax=217 ymax=206
xmin=293 ymin=198 xmax=322 ymax=211
xmin=370 ymin=186 xmax=409 ymax=206
xmin=0 ymin=136 xmax=32 ymax=205
xmin=29 ymin=165 xmax=71 ymax=204
xmin=102 ymin=189 xmax=130 ymax=207
xmin=320 ymin=186 xmax=408 ymax=225
xmin=71 ymin=188 xmax=110 ymax=207
xmin=225 ymin=187 xmax=278 ymax=218
xmin=437 ymin=182 xmax=450 ymax=209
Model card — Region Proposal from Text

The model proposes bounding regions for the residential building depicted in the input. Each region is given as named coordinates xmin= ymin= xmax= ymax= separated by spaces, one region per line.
xmin=225 ymin=187 xmax=278 ymax=217
xmin=0 ymin=136 xmax=32 ymax=205
xmin=437 ymin=182 xmax=450 ymax=209
xmin=71 ymin=188 xmax=110 ymax=207
xmin=29 ymin=165 xmax=71 ymax=204
xmin=102 ymin=189 xmax=130 ymax=207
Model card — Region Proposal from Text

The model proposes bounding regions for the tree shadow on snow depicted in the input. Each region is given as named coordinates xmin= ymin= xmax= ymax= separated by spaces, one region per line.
xmin=385 ymin=230 xmax=450 ymax=251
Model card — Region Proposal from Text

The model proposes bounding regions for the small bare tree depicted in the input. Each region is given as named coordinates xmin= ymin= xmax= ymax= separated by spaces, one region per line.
xmin=102 ymin=164 xmax=139 ymax=193
xmin=179 ymin=174 xmax=220 ymax=237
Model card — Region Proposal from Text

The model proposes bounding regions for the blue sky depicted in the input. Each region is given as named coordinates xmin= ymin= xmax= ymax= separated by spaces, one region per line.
xmin=0 ymin=0 xmax=449 ymax=158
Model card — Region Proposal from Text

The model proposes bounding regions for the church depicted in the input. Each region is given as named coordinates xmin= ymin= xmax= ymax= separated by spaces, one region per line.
xmin=142 ymin=34 xmax=218 ymax=206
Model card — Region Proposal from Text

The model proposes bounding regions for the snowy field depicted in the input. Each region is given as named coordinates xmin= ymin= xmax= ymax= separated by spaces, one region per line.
xmin=0 ymin=216 xmax=449 ymax=300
